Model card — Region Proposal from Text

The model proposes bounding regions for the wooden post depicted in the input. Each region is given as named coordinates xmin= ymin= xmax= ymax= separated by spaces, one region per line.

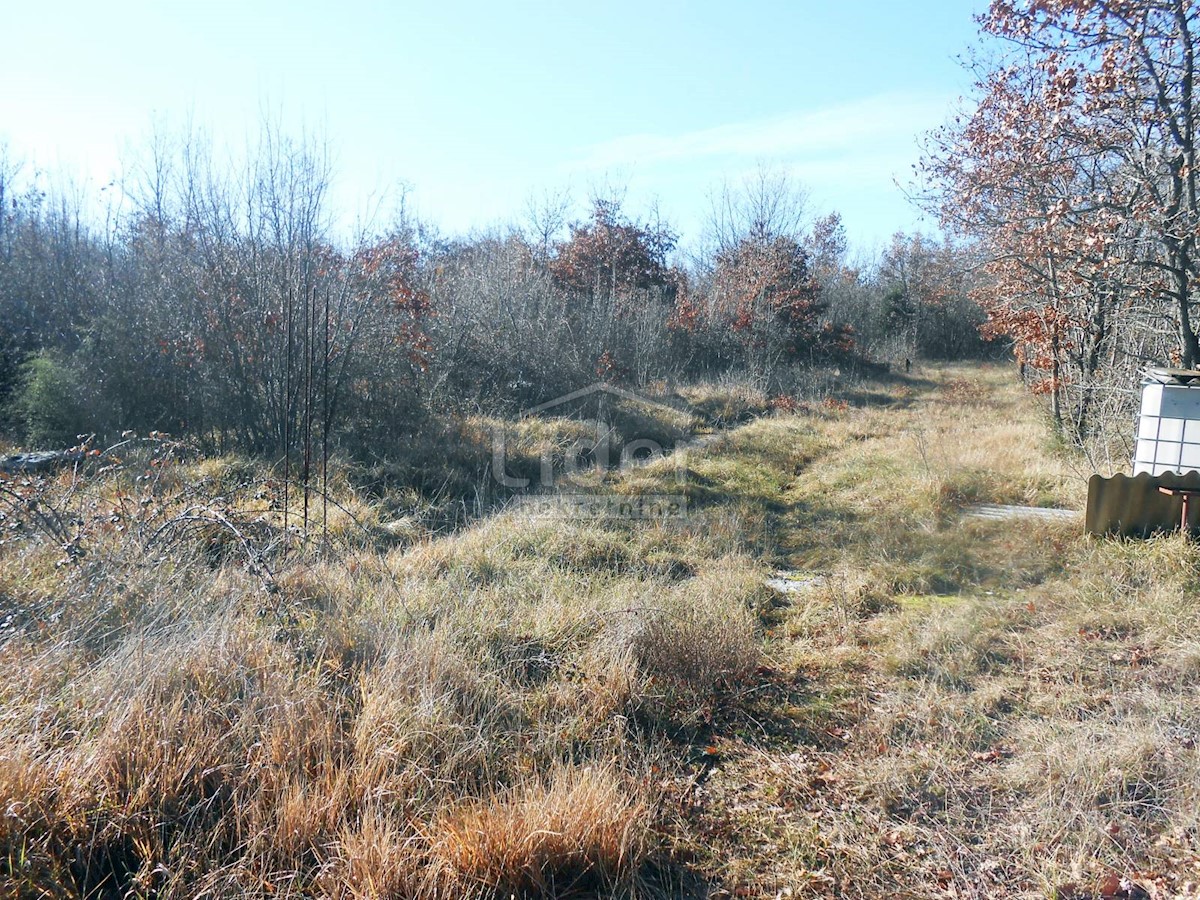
xmin=1157 ymin=486 xmax=1200 ymax=535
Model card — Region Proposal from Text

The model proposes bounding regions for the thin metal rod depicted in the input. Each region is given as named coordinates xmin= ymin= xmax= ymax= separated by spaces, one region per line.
xmin=302 ymin=266 xmax=314 ymax=540
xmin=322 ymin=283 xmax=331 ymax=547
xmin=283 ymin=282 xmax=293 ymax=553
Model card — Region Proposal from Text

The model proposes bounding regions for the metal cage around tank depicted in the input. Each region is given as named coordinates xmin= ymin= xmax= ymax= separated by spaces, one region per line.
xmin=1133 ymin=367 xmax=1200 ymax=476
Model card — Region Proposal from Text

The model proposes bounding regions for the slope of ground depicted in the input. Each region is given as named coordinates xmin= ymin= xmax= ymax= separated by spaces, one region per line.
xmin=0 ymin=364 xmax=1197 ymax=899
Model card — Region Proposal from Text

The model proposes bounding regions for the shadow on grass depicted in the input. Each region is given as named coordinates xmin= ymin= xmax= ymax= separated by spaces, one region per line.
xmin=842 ymin=388 xmax=919 ymax=410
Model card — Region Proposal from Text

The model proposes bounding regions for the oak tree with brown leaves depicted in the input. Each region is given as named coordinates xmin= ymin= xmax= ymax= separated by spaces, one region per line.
xmin=926 ymin=0 xmax=1200 ymax=443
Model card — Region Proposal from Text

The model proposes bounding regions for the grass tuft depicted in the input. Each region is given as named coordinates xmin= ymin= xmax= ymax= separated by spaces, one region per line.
xmin=4 ymin=362 xmax=1200 ymax=898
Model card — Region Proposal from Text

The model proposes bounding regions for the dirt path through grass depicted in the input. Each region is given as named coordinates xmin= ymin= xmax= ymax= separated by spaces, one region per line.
xmin=4 ymin=362 xmax=1199 ymax=899
xmin=684 ymin=364 xmax=1200 ymax=899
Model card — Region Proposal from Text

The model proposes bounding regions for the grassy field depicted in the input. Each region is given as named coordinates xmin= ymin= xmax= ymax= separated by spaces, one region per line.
xmin=1 ymin=363 xmax=1198 ymax=898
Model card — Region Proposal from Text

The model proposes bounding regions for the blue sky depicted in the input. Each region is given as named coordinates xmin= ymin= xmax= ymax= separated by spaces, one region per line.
xmin=2 ymin=1 xmax=985 ymax=250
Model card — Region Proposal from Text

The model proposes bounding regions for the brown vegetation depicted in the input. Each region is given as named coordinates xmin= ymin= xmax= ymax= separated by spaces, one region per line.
xmin=4 ymin=363 xmax=1200 ymax=898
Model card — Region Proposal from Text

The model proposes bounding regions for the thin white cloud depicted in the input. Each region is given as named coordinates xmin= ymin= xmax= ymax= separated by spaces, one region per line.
xmin=571 ymin=92 xmax=951 ymax=172
xmin=559 ymin=92 xmax=952 ymax=245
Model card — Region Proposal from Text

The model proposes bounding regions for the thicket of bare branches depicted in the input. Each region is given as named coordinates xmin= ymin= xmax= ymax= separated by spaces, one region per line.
xmin=0 ymin=140 xmax=988 ymax=462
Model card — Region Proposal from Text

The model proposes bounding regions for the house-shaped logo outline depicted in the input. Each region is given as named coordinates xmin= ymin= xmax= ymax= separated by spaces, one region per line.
xmin=520 ymin=381 xmax=686 ymax=420
xmin=516 ymin=381 xmax=695 ymax=482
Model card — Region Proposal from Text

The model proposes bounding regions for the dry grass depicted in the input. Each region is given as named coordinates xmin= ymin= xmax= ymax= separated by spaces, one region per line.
xmin=674 ymin=364 xmax=1200 ymax=899
xmin=0 ymin=401 xmax=768 ymax=898
xmin=3 ymin=362 xmax=1199 ymax=898
xmin=427 ymin=764 xmax=652 ymax=897
xmin=675 ymin=378 xmax=771 ymax=429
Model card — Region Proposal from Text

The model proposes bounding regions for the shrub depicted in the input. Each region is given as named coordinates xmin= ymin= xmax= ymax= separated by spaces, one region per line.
xmin=12 ymin=351 xmax=91 ymax=447
xmin=617 ymin=562 xmax=762 ymax=726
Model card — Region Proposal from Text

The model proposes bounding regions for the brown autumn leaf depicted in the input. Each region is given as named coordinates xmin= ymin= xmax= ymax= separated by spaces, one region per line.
xmin=1097 ymin=872 xmax=1123 ymax=899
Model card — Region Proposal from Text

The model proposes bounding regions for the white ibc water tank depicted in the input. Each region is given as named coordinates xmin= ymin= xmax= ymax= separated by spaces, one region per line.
xmin=1133 ymin=368 xmax=1200 ymax=475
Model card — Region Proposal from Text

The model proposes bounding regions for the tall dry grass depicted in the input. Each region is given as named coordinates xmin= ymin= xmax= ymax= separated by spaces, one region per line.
xmin=0 ymin=417 xmax=771 ymax=898
xmin=677 ymin=363 xmax=1200 ymax=899
xmin=6 ymin=362 xmax=1197 ymax=899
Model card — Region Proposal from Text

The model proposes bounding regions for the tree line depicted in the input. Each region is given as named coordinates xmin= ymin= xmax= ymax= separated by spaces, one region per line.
xmin=924 ymin=0 xmax=1200 ymax=461
xmin=0 ymin=134 xmax=990 ymax=461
